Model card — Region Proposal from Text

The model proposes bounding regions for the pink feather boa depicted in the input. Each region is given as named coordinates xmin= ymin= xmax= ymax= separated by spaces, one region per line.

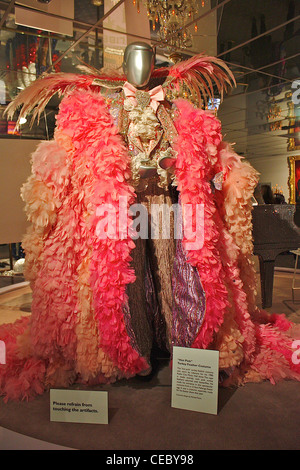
xmin=174 ymin=100 xmax=230 ymax=349
xmin=173 ymin=99 xmax=300 ymax=385
xmin=55 ymin=90 xmax=149 ymax=377
xmin=0 ymin=90 xmax=149 ymax=401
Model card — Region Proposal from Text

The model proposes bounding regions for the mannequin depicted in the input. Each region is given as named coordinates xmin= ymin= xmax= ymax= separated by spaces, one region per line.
xmin=122 ymin=42 xmax=155 ymax=88
xmin=118 ymin=42 xmax=177 ymax=188
xmin=0 ymin=43 xmax=300 ymax=401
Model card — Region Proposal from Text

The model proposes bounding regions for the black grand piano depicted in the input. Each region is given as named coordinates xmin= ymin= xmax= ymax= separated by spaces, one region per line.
xmin=252 ymin=204 xmax=300 ymax=308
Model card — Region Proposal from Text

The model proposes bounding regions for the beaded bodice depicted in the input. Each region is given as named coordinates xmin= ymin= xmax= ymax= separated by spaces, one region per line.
xmin=104 ymin=89 xmax=178 ymax=191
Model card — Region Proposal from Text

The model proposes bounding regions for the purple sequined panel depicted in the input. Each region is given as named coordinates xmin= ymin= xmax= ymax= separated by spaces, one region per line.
xmin=172 ymin=239 xmax=206 ymax=348
xmin=122 ymin=297 xmax=143 ymax=357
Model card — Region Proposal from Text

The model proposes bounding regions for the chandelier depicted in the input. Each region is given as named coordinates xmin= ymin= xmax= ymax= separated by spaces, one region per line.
xmin=133 ymin=0 xmax=205 ymax=50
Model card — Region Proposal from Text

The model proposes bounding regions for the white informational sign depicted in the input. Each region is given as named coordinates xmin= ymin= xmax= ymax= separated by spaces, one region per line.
xmin=171 ymin=346 xmax=219 ymax=415
xmin=50 ymin=389 xmax=108 ymax=424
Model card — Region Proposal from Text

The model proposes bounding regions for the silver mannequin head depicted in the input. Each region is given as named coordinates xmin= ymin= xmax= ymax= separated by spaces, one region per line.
xmin=122 ymin=42 xmax=155 ymax=88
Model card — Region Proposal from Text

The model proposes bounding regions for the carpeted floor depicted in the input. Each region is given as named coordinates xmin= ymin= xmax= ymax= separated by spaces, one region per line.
xmin=0 ymin=265 xmax=300 ymax=450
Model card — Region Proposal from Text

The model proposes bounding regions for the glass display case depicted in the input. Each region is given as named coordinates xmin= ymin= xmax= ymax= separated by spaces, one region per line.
xmin=0 ymin=0 xmax=104 ymax=140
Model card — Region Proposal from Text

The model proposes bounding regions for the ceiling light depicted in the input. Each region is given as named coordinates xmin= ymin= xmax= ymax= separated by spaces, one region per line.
xmin=133 ymin=0 xmax=203 ymax=50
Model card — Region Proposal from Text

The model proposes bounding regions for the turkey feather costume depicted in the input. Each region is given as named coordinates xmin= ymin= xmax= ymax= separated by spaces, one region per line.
xmin=1 ymin=54 xmax=300 ymax=401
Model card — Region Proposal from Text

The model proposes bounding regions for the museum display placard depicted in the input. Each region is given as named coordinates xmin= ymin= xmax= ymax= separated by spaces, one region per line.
xmin=50 ymin=389 xmax=108 ymax=424
xmin=171 ymin=346 xmax=219 ymax=415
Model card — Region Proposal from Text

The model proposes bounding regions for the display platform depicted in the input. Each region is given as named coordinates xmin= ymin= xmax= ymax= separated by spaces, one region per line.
xmin=0 ymin=358 xmax=300 ymax=450
xmin=0 ymin=426 xmax=71 ymax=450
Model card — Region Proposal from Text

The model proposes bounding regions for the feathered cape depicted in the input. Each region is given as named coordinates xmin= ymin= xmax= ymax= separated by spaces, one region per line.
xmin=0 ymin=59 xmax=300 ymax=401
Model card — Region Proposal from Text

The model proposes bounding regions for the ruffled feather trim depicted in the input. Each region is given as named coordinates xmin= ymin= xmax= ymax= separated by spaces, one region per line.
xmin=174 ymin=99 xmax=300 ymax=385
xmin=0 ymin=317 xmax=46 ymax=402
xmin=0 ymin=89 xmax=149 ymax=401
xmin=174 ymin=99 xmax=229 ymax=349
xmin=51 ymin=90 xmax=149 ymax=377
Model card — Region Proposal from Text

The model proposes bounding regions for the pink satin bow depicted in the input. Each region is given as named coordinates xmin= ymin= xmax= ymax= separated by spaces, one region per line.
xmin=123 ymin=81 xmax=165 ymax=112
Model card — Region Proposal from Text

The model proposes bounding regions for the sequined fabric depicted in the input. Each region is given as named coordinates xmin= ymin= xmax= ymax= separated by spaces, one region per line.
xmin=172 ymin=239 xmax=206 ymax=348
xmin=109 ymin=90 xmax=178 ymax=191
